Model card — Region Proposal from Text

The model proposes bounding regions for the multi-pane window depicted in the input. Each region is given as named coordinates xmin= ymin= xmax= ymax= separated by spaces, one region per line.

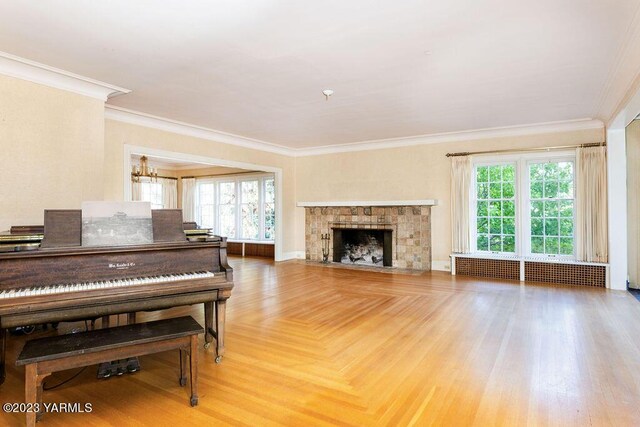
xmin=240 ymin=180 xmax=259 ymax=239
xmin=475 ymin=164 xmax=516 ymax=253
xmin=195 ymin=174 xmax=275 ymax=241
xmin=219 ymin=182 xmax=236 ymax=238
xmin=264 ymin=178 xmax=275 ymax=240
xmin=140 ymin=182 xmax=163 ymax=209
xmin=197 ymin=182 xmax=215 ymax=228
xmin=472 ymin=154 xmax=576 ymax=259
xmin=528 ymin=161 xmax=574 ymax=256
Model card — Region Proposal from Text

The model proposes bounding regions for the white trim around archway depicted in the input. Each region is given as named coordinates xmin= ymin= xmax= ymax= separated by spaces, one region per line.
xmin=123 ymin=144 xmax=285 ymax=262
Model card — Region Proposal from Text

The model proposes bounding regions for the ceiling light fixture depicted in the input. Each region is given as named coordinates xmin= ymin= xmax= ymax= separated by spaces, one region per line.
xmin=131 ymin=155 xmax=158 ymax=182
xmin=322 ymin=89 xmax=334 ymax=101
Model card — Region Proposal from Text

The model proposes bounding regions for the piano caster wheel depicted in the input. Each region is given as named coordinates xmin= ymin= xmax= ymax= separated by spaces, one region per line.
xmin=215 ymin=356 xmax=222 ymax=364
xmin=190 ymin=397 xmax=198 ymax=407
xmin=204 ymin=342 xmax=211 ymax=349
xmin=179 ymin=377 xmax=187 ymax=387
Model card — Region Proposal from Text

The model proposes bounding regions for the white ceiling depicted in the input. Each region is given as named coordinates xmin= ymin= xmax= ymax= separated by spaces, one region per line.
xmin=0 ymin=1 xmax=639 ymax=148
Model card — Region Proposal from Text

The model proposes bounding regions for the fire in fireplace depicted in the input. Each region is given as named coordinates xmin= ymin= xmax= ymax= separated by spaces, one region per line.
xmin=332 ymin=228 xmax=392 ymax=267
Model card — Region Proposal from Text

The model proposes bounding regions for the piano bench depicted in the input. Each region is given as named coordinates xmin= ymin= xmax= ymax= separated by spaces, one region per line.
xmin=16 ymin=316 xmax=203 ymax=427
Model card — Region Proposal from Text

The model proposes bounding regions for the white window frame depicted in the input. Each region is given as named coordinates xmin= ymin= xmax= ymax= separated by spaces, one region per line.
xmin=195 ymin=173 xmax=275 ymax=242
xmin=140 ymin=180 xmax=164 ymax=209
xmin=471 ymin=151 xmax=576 ymax=259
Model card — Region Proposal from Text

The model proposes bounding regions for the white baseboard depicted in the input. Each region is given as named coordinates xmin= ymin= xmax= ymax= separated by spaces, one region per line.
xmin=279 ymin=251 xmax=305 ymax=261
xmin=431 ymin=260 xmax=451 ymax=272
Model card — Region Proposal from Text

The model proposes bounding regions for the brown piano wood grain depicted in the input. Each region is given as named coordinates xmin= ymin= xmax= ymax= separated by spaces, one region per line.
xmin=41 ymin=210 xmax=81 ymax=248
xmin=152 ymin=210 xmax=187 ymax=242
xmin=0 ymin=243 xmax=222 ymax=289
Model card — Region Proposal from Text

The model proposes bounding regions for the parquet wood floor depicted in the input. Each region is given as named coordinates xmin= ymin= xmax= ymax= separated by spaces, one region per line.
xmin=2 ymin=257 xmax=640 ymax=426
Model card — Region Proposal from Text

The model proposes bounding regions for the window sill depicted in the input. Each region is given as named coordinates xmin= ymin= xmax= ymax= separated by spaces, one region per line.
xmin=450 ymin=252 xmax=608 ymax=267
xmin=227 ymin=239 xmax=274 ymax=244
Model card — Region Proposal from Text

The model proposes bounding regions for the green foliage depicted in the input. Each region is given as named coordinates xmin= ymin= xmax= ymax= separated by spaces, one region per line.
xmin=558 ymin=162 xmax=573 ymax=180
xmin=544 ymin=163 xmax=558 ymax=180
xmin=490 ymin=183 xmax=502 ymax=199
xmin=477 ymin=235 xmax=489 ymax=251
xmin=489 ymin=165 xmax=501 ymax=182
xmin=502 ymin=165 xmax=515 ymax=182
xmin=489 ymin=201 xmax=501 ymax=217
xmin=560 ymin=238 xmax=573 ymax=255
xmin=545 ymin=237 xmax=559 ymax=254
xmin=490 ymin=218 xmax=501 ymax=234
xmin=530 ymin=164 xmax=544 ymax=181
xmin=476 ymin=166 xmax=488 ymax=182
xmin=544 ymin=181 xmax=558 ymax=198
xmin=531 ymin=201 xmax=543 ymax=217
xmin=490 ymin=235 xmax=502 ymax=251
xmin=544 ymin=200 xmax=558 ymax=217
xmin=544 ymin=218 xmax=559 ymax=236
xmin=531 ymin=237 xmax=544 ymax=253
xmin=503 ymin=201 xmax=515 ymax=217
xmin=503 ymin=235 xmax=515 ymax=253
xmin=477 ymin=201 xmax=488 ymax=217
xmin=502 ymin=183 xmax=515 ymax=198
xmin=558 ymin=200 xmax=573 ymax=217
xmin=503 ymin=218 xmax=515 ymax=234
xmin=560 ymin=219 xmax=573 ymax=236
xmin=477 ymin=183 xmax=488 ymax=199
xmin=531 ymin=219 xmax=543 ymax=236
xmin=477 ymin=217 xmax=488 ymax=234
xmin=530 ymin=182 xmax=543 ymax=198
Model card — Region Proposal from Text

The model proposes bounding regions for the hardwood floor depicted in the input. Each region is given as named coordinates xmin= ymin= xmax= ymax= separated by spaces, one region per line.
xmin=2 ymin=257 xmax=640 ymax=426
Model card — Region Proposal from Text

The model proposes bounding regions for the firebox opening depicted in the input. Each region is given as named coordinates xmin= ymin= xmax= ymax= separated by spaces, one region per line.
xmin=333 ymin=228 xmax=392 ymax=267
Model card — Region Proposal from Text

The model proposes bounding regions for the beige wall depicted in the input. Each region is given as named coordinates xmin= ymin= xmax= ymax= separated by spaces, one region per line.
xmin=105 ymin=120 xmax=298 ymax=254
xmin=627 ymin=120 xmax=640 ymax=288
xmin=0 ymin=74 xmax=105 ymax=230
xmin=295 ymin=128 xmax=604 ymax=266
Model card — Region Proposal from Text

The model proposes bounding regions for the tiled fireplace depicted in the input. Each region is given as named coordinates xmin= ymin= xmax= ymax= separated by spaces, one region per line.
xmin=303 ymin=203 xmax=434 ymax=270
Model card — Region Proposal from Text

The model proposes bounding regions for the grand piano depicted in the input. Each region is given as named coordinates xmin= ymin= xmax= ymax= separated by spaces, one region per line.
xmin=0 ymin=209 xmax=233 ymax=385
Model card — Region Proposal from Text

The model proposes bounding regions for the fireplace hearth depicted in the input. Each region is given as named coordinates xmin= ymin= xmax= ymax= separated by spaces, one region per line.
xmin=333 ymin=228 xmax=392 ymax=267
xmin=304 ymin=204 xmax=433 ymax=270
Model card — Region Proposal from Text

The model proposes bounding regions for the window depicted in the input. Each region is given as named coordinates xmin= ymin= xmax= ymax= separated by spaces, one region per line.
xmin=528 ymin=161 xmax=575 ymax=256
xmin=472 ymin=153 xmax=575 ymax=258
xmin=195 ymin=174 xmax=275 ymax=241
xmin=140 ymin=182 xmax=163 ymax=209
xmin=218 ymin=181 xmax=236 ymax=238
xmin=264 ymin=178 xmax=275 ymax=240
xmin=475 ymin=164 xmax=516 ymax=253
xmin=240 ymin=180 xmax=259 ymax=239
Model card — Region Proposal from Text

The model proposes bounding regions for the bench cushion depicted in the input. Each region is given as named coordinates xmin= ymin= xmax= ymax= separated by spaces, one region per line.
xmin=16 ymin=316 xmax=203 ymax=366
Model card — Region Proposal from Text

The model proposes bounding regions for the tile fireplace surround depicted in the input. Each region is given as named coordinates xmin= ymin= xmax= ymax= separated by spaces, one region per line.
xmin=301 ymin=202 xmax=435 ymax=270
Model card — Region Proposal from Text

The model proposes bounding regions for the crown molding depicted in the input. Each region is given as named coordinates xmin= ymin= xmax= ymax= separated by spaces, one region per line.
xmin=293 ymin=119 xmax=605 ymax=157
xmin=105 ymin=105 xmax=294 ymax=157
xmin=0 ymin=51 xmax=130 ymax=101
xmin=105 ymin=105 xmax=603 ymax=158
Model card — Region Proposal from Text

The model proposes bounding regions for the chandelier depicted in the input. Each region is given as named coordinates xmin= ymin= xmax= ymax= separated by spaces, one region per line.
xmin=131 ymin=156 xmax=158 ymax=182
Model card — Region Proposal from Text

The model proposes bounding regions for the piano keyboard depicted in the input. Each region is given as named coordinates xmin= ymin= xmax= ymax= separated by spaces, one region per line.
xmin=0 ymin=271 xmax=216 ymax=299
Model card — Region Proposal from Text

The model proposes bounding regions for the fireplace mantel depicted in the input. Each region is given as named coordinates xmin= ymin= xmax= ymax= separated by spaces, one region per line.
xmin=297 ymin=200 xmax=438 ymax=207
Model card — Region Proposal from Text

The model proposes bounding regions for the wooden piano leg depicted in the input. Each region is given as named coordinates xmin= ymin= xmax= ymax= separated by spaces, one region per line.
xmin=204 ymin=301 xmax=214 ymax=349
xmin=215 ymin=299 xmax=226 ymax=362
xmin=0 ymin=327 xmax=6 ymax=385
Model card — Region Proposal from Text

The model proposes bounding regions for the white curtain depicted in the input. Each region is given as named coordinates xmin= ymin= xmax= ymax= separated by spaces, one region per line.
xmin=160 ymin=178 xmax=178 ymax=209
xmin=575 ymin=146 xmax=608 ymax=263
xmin=181 ymin=178 xmax=196 ymax=222
xmin=131 ymin=181 xmax=142 ymax=201
xmin=451 ymin=156 xmax=472 ymax=253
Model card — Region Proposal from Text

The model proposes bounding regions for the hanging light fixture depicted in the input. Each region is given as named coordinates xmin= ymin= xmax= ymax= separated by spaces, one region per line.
xmin=131 ymin=156 xmax=158 ymax=182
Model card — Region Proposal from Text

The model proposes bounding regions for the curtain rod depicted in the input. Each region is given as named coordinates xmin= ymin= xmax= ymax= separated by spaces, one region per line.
xmin=445 ymin=142 xmax=606 ymax=157
xmin=180 ymin=170 xmax=268 ymax=179
xmin=130 ymin=174 xmax=178 ymax=181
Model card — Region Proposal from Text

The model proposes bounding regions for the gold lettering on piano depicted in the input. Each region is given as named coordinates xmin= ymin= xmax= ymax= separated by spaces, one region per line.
xmin=108 ymin=262 xmax=136 ymax=269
